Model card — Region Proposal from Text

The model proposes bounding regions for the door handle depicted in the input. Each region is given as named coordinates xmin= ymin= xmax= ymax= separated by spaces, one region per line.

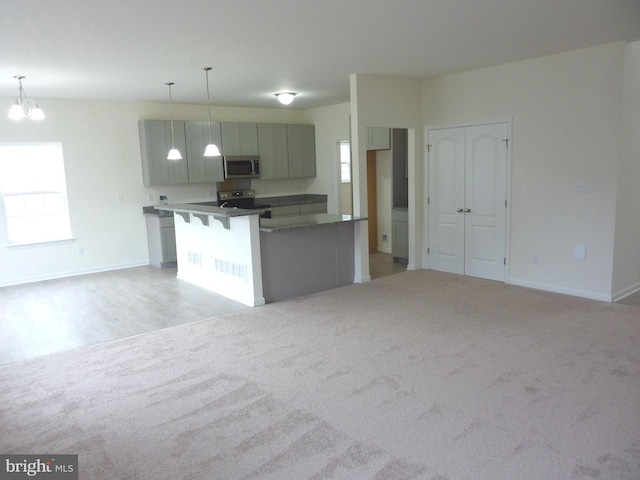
xmin=464 ymin=208 xmax=471 ymax=213
xmin=457 ymin=208 xmax=463 ymax=213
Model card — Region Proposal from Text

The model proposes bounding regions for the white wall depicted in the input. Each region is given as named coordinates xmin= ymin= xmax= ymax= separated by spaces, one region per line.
xmin=349 ymin=74 xmax=424 ymax=280
xmin=307 ymin=102 xmax=351 ymax=214
xmin=421 ymin=42 xmax=626 ymax=300
xmin=612 ymin=41 xmax=640 ymax=299
xmin=0 ymin=98 xmax=321 ymax=286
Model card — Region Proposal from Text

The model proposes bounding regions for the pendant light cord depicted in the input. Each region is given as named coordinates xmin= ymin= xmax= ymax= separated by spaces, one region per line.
xmin=203 ymin=67 xmax=214 ymax=143
xmin=166 ymin=82 xmax=177 ymax=148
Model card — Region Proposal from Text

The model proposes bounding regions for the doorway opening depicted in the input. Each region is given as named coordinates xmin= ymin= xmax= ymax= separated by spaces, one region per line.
xmin=363 ymin=128 xmax=409 ymax=279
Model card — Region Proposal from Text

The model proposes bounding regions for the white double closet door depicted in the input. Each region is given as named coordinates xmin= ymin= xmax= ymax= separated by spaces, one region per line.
xmin=428 ymin=123 xmax=508 ymax=282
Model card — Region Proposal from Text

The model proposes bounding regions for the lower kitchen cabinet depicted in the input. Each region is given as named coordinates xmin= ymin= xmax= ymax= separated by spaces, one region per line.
xmin=270 ymin=205 xmax=301 ymax=218
xmin=392 ymin=208 xmax=408 ymax=262
xmin=299 ymin=202 xmax=327 ymax=214
xmin=270 ymin=201 xmax=327 ymax=218
xmin=145 ymin=215 xmax=177 ymax=268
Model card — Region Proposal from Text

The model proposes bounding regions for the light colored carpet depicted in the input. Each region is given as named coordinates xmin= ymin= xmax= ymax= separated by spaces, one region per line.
xmin=1 ymin=270 xmax=639 ymax=479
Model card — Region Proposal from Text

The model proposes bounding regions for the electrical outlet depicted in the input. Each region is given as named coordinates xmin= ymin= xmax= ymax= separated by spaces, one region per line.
xmin=382 ymin=234 xmax=389 ymax=242
xmin=77 ymin=246 xmax=84 ymax=255
xmin=146 ymin=193 xmax=153 ymax=201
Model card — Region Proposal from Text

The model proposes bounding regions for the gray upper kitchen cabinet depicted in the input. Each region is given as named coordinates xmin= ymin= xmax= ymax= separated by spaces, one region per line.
xmin=185 ymin=121 xmax=224 ymax=183
xmin=139 ymin=120 xmax=189 ymax=185
xmin=257 ymin=123 xmax=289 ymax=180
xmin=221 ymin=122 xmax=259 ymax=156
xmin=367 ymin=127 xmax=391 ymax=150
xmin=287 ymin=124 xmax=316 ymax=178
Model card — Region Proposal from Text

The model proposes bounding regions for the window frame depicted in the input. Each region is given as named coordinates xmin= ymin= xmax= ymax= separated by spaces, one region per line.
xmin=0 ymin=142 xmax=73 ymax=247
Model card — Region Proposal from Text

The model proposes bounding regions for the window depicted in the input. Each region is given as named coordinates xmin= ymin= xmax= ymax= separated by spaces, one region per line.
xmin=0 ymin=143 xmax=72 ymax=246
xmin=340 ymin=141 xmax=351 ymax=183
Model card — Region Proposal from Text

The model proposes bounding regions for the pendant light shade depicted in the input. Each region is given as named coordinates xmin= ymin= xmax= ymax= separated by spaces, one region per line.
xmin=165 ymin=82 xmax=182 ymax=161
xmin=202 ymin=67 xmax=221 ymax=157
xmin=8 ymin=76 xmax=45 ymax=121
xmin=167 ymin=147 xmax=182 ymax=160
xmin=204 ymin=143 xmax=221 ymax=156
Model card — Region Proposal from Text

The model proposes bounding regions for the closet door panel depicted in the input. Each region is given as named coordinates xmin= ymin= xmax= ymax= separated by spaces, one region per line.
xmin=464 ymin=123 xmax=508 ymax=281
xmin=428 ymin=127 xmax=466 ymax=274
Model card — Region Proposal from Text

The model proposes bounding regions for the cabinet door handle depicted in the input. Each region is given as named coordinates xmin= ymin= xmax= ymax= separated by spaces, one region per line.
xmin=464 ymin=208 xmax=471 ymax=213
xmin=457 ymin=208 xmax=463 ymax=213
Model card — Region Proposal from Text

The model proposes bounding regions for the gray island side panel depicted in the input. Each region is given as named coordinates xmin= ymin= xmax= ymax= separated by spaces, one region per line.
xmin=260 ymin=221 xmax=355 ymax=303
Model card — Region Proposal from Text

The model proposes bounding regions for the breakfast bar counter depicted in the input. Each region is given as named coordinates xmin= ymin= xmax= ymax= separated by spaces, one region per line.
xmin=259 ymin=214 xmax=366 ymax=303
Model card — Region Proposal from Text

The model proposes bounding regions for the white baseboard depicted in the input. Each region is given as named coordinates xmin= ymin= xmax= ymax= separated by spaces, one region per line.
xmin=612 ymin=282 xmax=640 ymax=302
xmin=0 ymin=261 xmax=150 ymax=287
xmin=507 ymin=278 xmax=612 ymax=302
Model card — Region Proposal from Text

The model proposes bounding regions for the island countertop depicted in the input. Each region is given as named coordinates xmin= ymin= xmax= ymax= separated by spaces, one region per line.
xmin=259 ymin=214 xmax=367 ymax=233
xmin=156 ymin=203 xmax=266 ymax=218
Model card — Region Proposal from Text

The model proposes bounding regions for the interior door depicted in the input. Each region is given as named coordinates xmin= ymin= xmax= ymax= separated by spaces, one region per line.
xmin=428 ymin=127 xmax=466 ymax=274
xmin=464 ymin=123 xmax=508 ymax=281
xmin=428 ymin=123 xmax=508 ymax=281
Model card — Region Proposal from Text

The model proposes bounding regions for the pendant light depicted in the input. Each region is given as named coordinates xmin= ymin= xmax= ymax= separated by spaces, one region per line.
xmin=8 ymin=76 xmax=45 ymax=121
xmin=165 ymin=82 xmax=182 ymax=160
xmin=202 ymin=67 xmax=221 ymax=157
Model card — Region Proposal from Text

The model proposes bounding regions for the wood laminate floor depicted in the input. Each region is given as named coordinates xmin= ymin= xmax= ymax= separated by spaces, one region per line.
xmin=369 ymin=252 xmax=407 ymax=279
xmin=0 ymin=266 xmax=249 ymax=365
xmin=618 ymin=289 xmax=640 ymax=307
xmin=1 ymin=257 xmax=406 ymax=366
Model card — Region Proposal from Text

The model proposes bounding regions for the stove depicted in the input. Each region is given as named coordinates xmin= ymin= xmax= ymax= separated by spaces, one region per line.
xmin=217 ymin=189 xmax=271 ymax=217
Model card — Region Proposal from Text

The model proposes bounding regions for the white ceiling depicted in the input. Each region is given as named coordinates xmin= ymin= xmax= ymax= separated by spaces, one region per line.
xmin=3 ymin=0 xmax=640 ymax=110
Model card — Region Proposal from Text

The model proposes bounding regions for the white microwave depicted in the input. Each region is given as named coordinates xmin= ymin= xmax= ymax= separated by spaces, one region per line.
xmin=223 ymin=156 xmax=260 ymax=179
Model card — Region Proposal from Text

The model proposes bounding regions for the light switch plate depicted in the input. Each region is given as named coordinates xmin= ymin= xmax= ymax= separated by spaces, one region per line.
xmin=574 ymin=243 xmax=587 ymax=260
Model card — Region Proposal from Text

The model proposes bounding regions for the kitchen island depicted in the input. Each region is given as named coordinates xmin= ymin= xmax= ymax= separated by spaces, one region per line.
xmin=157 ymin=203 xmax=266 ymax=307
xmin=156 ymin=203 xmax=365 ymax=306
xmin=260 ymin=214 xmax=366 ymax=302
